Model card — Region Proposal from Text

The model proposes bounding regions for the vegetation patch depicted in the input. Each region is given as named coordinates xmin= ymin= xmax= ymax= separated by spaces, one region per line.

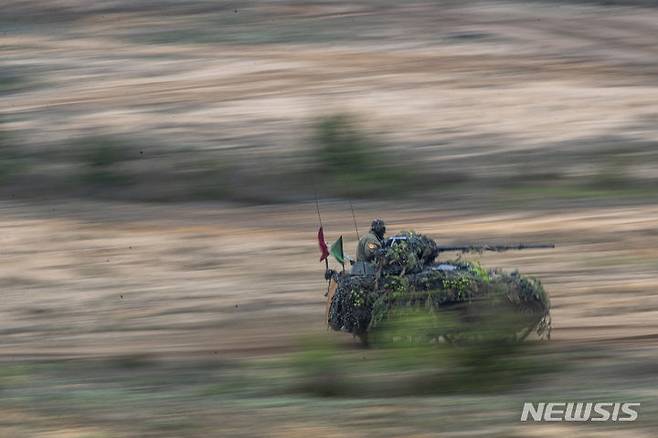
xmin=312 ymin=114 xmax=415 ymax=198
xmin=78 ymin=136 xmax=136 ymax=189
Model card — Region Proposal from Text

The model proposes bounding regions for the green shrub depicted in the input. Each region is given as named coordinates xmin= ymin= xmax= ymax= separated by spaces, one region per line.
xmin=315 ymin=114 xmax=372 ymax=176
xmin=313 ymin=114 xmax=412 ymax=198
xmin=289 ymin=302 xmax=558 ymax=398
xmin=0 ymin=72 xmax=25 ymax=94
xmin=79 ymin=137 xmax=135 ymax=188
xmin=291 ymin=336 xmax=352 ymax=397
xmin=0 ymin=122 xmax=28 ymax=183
xmin=371 ymin=308 xmax=555 ymax=394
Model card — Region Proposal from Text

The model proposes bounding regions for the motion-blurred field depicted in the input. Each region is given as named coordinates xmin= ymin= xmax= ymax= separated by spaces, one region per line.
xmin=3 ymin=200 xmax=658 ymax=356
xmin=3 ymin=200 xmax=658 ymax=437
xmin=5 ymin=0 xmax=658 ymax=202
xmin=2 ymin=0 xmax=658 ymax=437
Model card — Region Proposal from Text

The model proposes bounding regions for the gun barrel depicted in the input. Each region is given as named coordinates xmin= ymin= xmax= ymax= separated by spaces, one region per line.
xmin=436 ymin=243 xmax=555 ymax=253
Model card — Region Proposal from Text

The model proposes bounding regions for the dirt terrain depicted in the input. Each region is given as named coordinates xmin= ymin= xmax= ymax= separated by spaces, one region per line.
xmin=1 ymin=199 xmax=658 ymax=437
xmin=3 ymin=0 xmax=658 ymax=355
xmin=4 ymin=1 xmax=658 ymax=167
xmin=1 ymin=199 xmax=657 ymax=359
xmin=2 ymin=1 xmax=658 ymax=436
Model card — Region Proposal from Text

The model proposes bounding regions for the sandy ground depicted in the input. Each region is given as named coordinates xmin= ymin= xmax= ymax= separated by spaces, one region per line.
xmin=3 ymin=1 xmax=658 ymax=166
xmin=1 ymin=199 xmax=657 ymax=359
xmin=2 ymin=1 xmax=658 ymax=358
xmin=2 ymin=2 xmax=658 ymax=435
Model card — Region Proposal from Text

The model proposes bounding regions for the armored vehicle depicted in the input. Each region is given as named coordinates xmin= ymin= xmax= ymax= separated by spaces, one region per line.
xmin=325 ymin=231 xmax=553 ymax=345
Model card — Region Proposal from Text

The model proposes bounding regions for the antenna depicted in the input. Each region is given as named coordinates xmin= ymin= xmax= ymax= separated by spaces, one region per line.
xmin=349 ymin=199 xmax=360 ymax=241
xmin=314 ymin=190 xmax=323 ymax=228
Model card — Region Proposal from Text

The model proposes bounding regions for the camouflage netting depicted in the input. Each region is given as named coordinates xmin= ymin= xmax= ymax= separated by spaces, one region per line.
xmin=378 ymin=231 xmax=439 ymax=275
xmin=328 ymin=232 xmax=551 ymax=343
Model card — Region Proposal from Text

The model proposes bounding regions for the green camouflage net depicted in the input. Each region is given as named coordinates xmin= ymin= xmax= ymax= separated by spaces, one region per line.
xmin=378 ymin=231 xmax=439 ymax=275
xmin=328 ymin=232 xmax=551 ymax=343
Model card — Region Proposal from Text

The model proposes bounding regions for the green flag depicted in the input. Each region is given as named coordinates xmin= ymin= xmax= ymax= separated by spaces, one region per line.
xmin=330 ymin=236 xmax=344 ymax=266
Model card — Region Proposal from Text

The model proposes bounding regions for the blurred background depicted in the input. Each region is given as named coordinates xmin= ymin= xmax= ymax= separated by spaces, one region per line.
xmin=2 ymin=0 xmax=658 ymax=436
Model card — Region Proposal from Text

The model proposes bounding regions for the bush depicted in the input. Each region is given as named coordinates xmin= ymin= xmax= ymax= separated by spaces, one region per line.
xmin=315 ymin=114 xmax=372 ymax=177
xmin=292 ymin=308 xmax=557 ymax=398
xmin=79 ymin=137 xmax=135 ymax=188
xmin=0 ymin=122 xmax=28 ymax=184
xmin=383 ymin=310 xmax=555 ymax=394
xmin=291 ymin=336 xmax=352 ymax=397
xmin=0 ymin=71 xmax=25 ymax=95
xmin=313 ymin=114 xmax=413 ymax=198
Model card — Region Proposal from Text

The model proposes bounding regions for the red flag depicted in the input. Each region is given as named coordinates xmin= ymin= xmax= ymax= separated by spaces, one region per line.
xmin=318 ymin=226 xmax=330 ymax=262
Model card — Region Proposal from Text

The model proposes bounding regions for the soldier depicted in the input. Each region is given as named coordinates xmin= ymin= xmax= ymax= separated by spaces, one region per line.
xmin=356 ymin=218 xmax=386 ymax=263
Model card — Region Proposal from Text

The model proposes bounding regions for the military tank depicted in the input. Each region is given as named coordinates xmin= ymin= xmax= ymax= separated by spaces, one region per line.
xmin=325 ymin=231 xmax=553 ymax=345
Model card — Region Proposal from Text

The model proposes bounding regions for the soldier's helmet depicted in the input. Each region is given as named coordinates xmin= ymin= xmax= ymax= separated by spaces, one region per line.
xmin=371 ymin=218 xmax=386 ymax=238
